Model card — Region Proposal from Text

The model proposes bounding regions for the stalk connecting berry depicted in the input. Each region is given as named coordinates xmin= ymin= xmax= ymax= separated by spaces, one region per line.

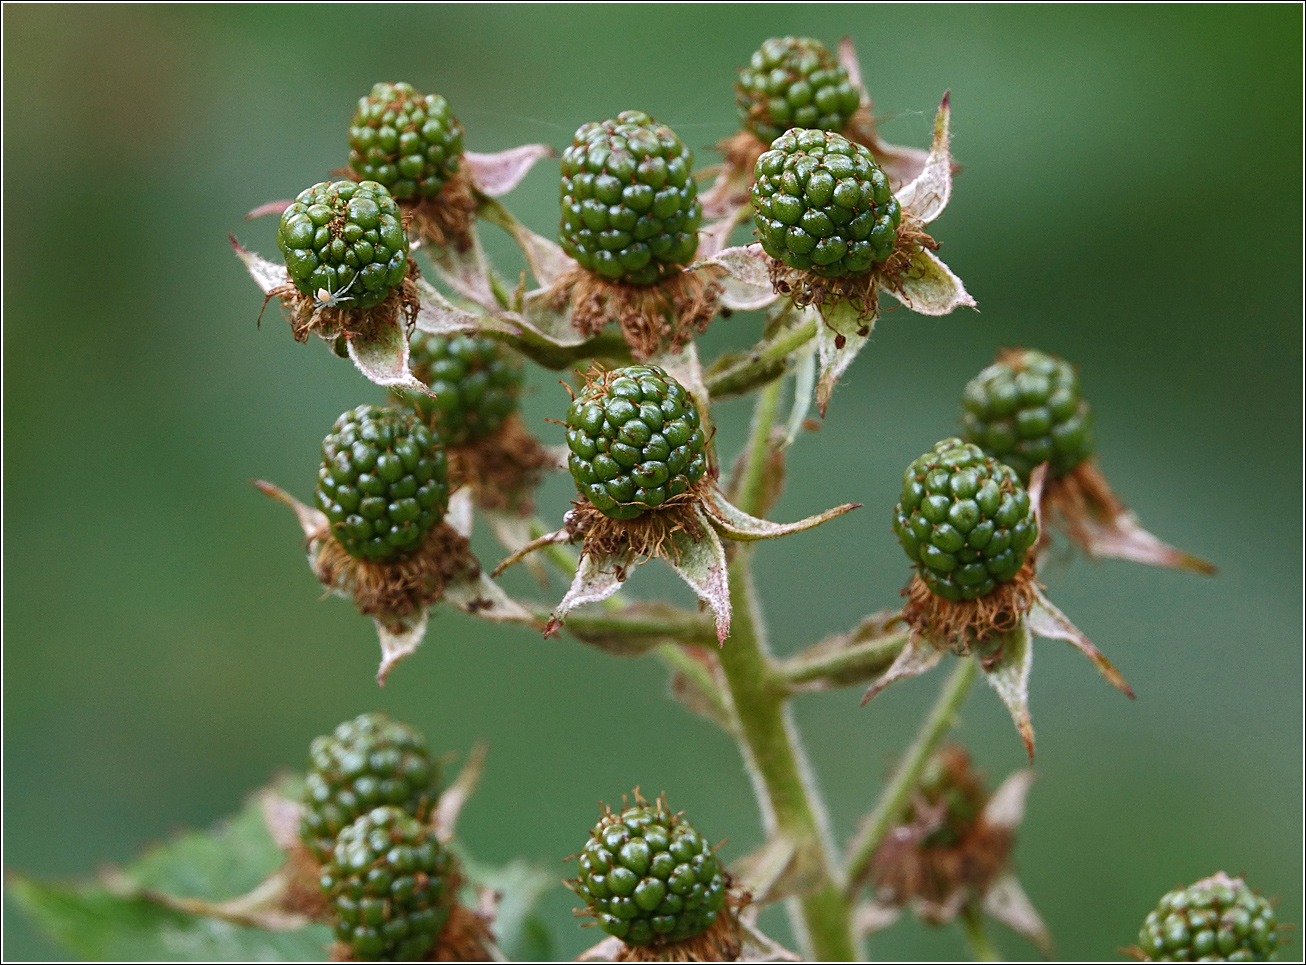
xmin=559 ymin=111 xmax=703 ymax=285
xmin=1137 ymin=873 xmax=1279 ymax=962
xmin=400 ymin=333 xmax=522 ymax=446
xmin=893 ymin=439 xmax=1038 ymax=601
xmin=736 ymin=37 xmax=862 ymax=145
xmin=573 ymin=800 xmax=727 ymax=947
xmin=277 ymin=180 xmax=409 ymax=309
xmin=752 ymin=129 xmax=901 ymax=277
xmin=301 ymin=713 xmax=439 ymax=862
xmin=348 ymin=82 xmax=464 ymax=201
xmin=316 ymin=405 xmax=449 ymax=561
xmin=564 ymin=366 xmax=708 ymax=521
xmin=961 ymin=349 xmax=1095 ymax=482
xmin=320 ymin=805 xmax=453 ymax=961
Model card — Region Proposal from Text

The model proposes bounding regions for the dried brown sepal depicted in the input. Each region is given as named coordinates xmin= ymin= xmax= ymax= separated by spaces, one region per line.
xmin=262 ymin=258 xmax=421 ymax=346
xmin=869 ymin=747 xmax=1014 ymax=923
xmin=444 ymin=413 xmax=553 ymax=514
xmin=1041 ymin=459 xmax=1216 ymax=575
xmin=312 ymin=520 xmax=478 ymax=621
xmin=569 ymin=482 xmax=714 ymax=569
xmin=699 ymin=130 xmax=768 ymax=221
xmin=901 ymin=564 xmax=1040 ymax=655
xmin=427 ymin=900 xmax=496 ymax=962
xmin=278 ymin=844 xmax=331 ymax=921
xmin=550 ymin=265 xmax=722 ymax=361
xmin=766 ymin=214 xmax=938 ymax=330
xmin=402 ymin=164 xmax=480 ymax=254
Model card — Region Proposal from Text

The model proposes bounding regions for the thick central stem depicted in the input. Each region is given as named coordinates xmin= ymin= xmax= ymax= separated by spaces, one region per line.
xmin=713 ymin=378 xmax=857 ymax=960
xmin=716 ymin=555 xmax=857 ymax=960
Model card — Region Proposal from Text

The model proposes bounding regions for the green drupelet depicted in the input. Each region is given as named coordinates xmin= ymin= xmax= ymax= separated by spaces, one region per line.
xmin=564 ymin=365 xmax=708 ymax=522
xmin=315 ymin=405 xmax=449 ymax=562
xmin=752 ymin=128 xmax=901 ymax=278
xmin=893 ymin=438 xmax=1039 ymax=602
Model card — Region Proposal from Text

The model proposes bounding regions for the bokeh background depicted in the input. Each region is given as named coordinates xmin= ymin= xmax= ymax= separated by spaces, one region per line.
xmin=4 ymin=5 xmax=1301 ymax=961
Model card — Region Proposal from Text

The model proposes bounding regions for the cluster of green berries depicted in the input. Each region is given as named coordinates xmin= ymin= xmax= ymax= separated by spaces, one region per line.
xmin=277 ymin=180 xmax=409 ymax=310
xmin=301 ymin=715 xmax=452 ymax=961
xmin=319 ymin=805 xmax=454 ymax=961
xmin=559 ymin=111 xmax=703 ymax=286
xmin=961 ymin=349 xmax=1095 ymax=482
xmin=316 ymin=405 xmax=449 ymax=561
xmin=348 ymin=82 xmax=464 ymax=201
xmin=573 ymin=801 xmax=727 ymax=947
xmin=564 ymin=365 xmax=708 ymax=521
xmin=736 ymin=36 xmax=862 ymax=144
xmin=397 ymin=332 xmax=523 ymax=446
xmin=301 ymin=713 xmax=439 ymax=862
xmin=1138 ymin=874 xmax=1279 ymax=962
xmin=893 ymin=439 xmax=1038 ymax=601
xmin=752 ymin=129 xmax=901 ymax=277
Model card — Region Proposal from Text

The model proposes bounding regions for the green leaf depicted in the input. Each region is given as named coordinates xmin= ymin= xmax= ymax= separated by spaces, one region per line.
xmin=8 ymin=877 xmax=331 ymax=961
xmin=8 ymin=777 xmax=559 ymax=962
xmin=461 ymin=855 xmax=559 ymax=962
xmin=7 ymin=781 xmax=333 ymax=962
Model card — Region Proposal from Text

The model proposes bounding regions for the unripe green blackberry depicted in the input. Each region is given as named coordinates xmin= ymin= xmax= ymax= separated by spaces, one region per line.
xmin=961 ymin=349 xmax=1095 ymax=483
xmin=1137 ymin=873 xmax=1279 ymax=962
xmin=736 ymin=37 xmax=862 ymax=144
xmin=301 ymin=713 xmax=439 ymax=862
xmin=574 ymin=801 xmax=727 ymax=947
xmin=400 ymin=333 xmax=523 ymax=446
xmin=893 ymin=439 xmax=1039 ymax=602
xmin=277 ymin=180 xmax=409 ymax=309
xmin=315 ymin=405 xmax=449 ymax=561
xmin=348 ymin=82 xmax=464 ymax=201
xmin=320 ymin=806 xmax=454 ymax=961
xmin=564 ymin=365 xmax=708 ymax=521
xmin=559 ymin=111 xmax=703 ymax=285
xmin=752 ymin=129 xmax=901 ymax=278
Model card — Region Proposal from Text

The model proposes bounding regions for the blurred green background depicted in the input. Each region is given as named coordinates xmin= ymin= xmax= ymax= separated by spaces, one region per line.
xmin=4 ymin=5 xmax=1301 ymax=961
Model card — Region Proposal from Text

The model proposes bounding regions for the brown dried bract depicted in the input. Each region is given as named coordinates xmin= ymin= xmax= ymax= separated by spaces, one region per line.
xmin=446 ymin=414 xmax=552 ymax=513
xmin=402 ymin=164 xmax=479 ymax=253
xmin=428 ymin=900 xmax=496 ymax=962
xmin=1040 ymin=459 xmax=1125 ymax=551
xmin=278 ymin=844 xmax=331 ymax=921
xmin=551 ymin=265 xmax=722 ymax=361
xmin=312 ymin=520 xmax=479 ymax=620
xmin=901 ymin=563 xmax=1040 ymax=655
xmin=765 ymin=214 xmax=937 ymax=331
xmin=569 ymin=481 xmax=713 ymax=568
xmin=263 ymin=258 xmax=421 ymax=346
xmin=870 ymin=747 xmax=1013 ymax=922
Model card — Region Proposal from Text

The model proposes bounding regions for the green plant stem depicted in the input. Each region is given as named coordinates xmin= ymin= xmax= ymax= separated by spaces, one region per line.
xmin=712 ymin=383 xmax=857 ymax=961
xmin=705 ymin=314 xmax=819 ymax=400
xmin=734 ymin=378 xmax=783 ymax=508
xmin=843 ymin=655 xmax=978 ymax=893
xmin=777 ymin=626 xmax=910 ymax=692
xmin=960 ymin=902 xmax=1000 ymax=961
xmin=561 ymin=609 xmax=716 ymax=645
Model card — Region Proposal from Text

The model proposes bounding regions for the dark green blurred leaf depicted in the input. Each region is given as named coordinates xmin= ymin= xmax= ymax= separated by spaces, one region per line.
xmin=462 ymin=855 xmax=559 ymax=962
xmin=7 ymin=783 xmax=331 ymax=961
xmin=8 ymin=777 xmax=561 ymax=962
xmin=6 ymin=876 xmax=331 ymax=962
